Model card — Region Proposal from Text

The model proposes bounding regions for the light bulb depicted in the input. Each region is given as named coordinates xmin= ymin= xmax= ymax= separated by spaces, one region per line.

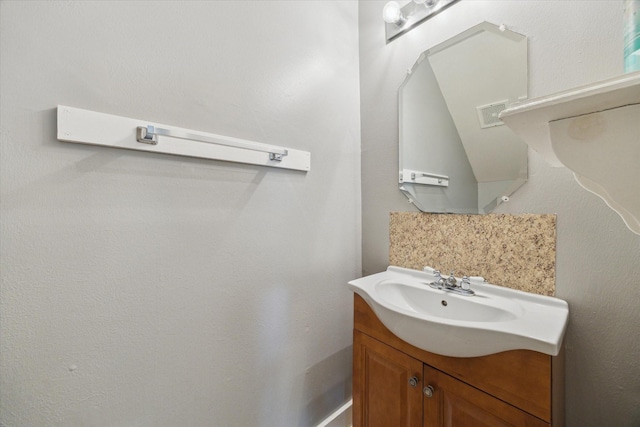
xmin=382 ymin=1 xmax=405 ymax=25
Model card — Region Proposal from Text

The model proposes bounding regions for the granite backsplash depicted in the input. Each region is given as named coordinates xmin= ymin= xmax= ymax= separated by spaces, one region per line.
xmin=389 ymin=212 xmax=556 ymax=296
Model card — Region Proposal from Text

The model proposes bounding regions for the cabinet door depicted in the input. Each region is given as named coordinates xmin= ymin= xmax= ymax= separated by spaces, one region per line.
xmin=353 ymin=331 xmax=423 ymax=427
xmin=423 ymin=365 xmax=549 ymax=427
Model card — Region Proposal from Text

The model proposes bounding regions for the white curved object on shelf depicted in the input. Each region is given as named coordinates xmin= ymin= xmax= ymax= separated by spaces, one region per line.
xmin=500 ymin=72 xmax=640 ymax=235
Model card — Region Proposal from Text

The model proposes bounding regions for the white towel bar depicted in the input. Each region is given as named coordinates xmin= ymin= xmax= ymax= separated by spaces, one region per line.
xmin=57 ymin=105 xmax=311 ymax=172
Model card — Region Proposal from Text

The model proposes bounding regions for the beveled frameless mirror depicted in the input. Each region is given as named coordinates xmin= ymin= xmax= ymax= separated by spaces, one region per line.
xmin=398 ymin=22 xmax=528 ymax=213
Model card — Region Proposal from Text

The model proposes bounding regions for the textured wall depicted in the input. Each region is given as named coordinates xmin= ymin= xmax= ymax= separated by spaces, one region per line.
xmin=359 ymin=1 xmax=640 ymax=425
xmin=0 ymin=1 xmax=360 ymax=426
xmin=389 ymin=213 xmax=556 ymax=296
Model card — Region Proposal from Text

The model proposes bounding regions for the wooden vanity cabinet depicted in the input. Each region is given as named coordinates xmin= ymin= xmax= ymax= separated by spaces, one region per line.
xmin=354 ymin=331 xmax=423 ymax=427
xmin=353 ymin=295 xmax=564 ymax=427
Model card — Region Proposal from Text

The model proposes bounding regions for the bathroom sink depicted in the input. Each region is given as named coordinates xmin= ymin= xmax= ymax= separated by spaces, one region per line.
xmin=348 ymin=266 xmax=569 ymax=358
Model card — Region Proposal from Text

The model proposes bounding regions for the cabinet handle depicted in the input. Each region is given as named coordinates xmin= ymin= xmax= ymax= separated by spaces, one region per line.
xmin=423 ymin=385 xmax=435 ymax=398
xmin=408 ymin=376 xmax=419 ymax=388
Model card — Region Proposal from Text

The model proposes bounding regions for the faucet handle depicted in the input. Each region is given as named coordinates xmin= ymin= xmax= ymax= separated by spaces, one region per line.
xmin=431 ymin=270 xmax=446 ymax=288
xmin=461 ymin=276 xmax=471 ymax=291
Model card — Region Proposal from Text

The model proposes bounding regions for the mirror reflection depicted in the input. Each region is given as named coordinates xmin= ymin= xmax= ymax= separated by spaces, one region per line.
xmin=399 ymin=22 xmax=528 ymax=213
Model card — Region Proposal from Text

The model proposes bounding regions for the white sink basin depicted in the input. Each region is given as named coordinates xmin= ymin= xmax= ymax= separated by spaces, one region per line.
xmin=348 ymin=266 xmax=569 ymax=357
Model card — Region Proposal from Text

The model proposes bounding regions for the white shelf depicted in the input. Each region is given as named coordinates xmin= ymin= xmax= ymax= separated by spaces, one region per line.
xmin=500 ymin=72 xmax=640 ymax=235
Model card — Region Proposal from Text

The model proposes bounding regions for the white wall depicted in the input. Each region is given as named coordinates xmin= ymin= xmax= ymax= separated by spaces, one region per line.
xmin=0 ymin=1 xmax=361 ymax=426
xmin=359 ymin=1 xmax=640 ymax=425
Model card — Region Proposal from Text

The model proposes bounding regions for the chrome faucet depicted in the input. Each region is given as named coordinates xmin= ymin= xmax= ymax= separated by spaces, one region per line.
xmin=428 ymin=270 xmax=475 ymax=296
xmin=445 ymin=271 xmax=457 ymax=287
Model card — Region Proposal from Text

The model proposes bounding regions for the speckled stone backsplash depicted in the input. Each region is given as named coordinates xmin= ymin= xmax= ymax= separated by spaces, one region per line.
xmin=389 ymin=212 xmax=556 ymax=296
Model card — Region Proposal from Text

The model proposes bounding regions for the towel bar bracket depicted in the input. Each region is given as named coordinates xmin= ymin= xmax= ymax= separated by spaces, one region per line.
xmin=136 ymin=126 xmax=158 ymax=145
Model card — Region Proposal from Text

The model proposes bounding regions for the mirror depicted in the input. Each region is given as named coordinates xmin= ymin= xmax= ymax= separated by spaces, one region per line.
xmin=398 ymin=22 xmax=528 ymax=213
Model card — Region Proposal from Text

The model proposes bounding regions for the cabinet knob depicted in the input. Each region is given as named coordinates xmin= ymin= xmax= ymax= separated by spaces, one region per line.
xmin=423 ymin=385 xmax=435 ymax=398
xmin=408 ymin=376 xmax=419 ymax=387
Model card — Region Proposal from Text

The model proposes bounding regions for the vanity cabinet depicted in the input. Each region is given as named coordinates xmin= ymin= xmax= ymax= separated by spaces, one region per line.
xmin=353 ymin=295 xmax=564 ymax=427
xmin=354 ymin=331 xmax=422 ymax=426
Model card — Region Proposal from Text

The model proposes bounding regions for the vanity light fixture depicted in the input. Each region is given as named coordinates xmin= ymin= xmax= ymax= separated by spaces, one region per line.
xmin=383 ymin=0 xmax=461 ymax=43
xmin=382 ymin=1 xmax=406 ymax=25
